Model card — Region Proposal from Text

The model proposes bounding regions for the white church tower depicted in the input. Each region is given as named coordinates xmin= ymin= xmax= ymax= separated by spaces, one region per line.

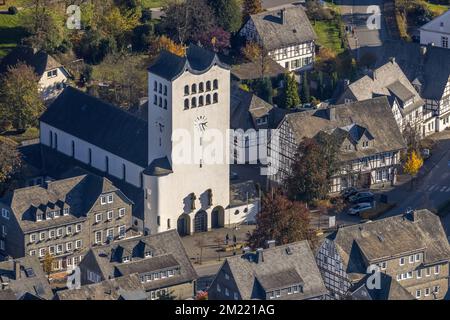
xmin=144 ymin=45 xmax=231 ymax=235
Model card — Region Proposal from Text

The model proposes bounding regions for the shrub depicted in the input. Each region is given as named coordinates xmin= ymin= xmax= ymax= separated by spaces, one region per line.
xmin=8 ymin=7 xmax=18 ymax=15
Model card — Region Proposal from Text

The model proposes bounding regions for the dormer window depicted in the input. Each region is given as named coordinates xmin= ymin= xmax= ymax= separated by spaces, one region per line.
xmin=36 ymin=213 xmax=44 ymax=221
xmin=62 ymin=208 xmax=69 ymax=216
xmin=47 ymin=212 xmax=53 ymax=220
xmin=145 ymin=251 xmax=153 ymax=258
xmin=122 ymin=256 xmax=130 ymax=263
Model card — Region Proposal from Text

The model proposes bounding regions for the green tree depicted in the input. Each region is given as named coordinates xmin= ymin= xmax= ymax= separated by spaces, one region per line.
xmin=255 ymin=77 xmax=273 ymax=104
xmin=282 ymin=73 xmax=300 ymax=109
xmin=0 ymin=63 xmax=44 ymax=130
xmin=249 ymin=191 xmax=314 ymax=249
xmin=300 ymin=73 xmax=311 ymax=103
xmin=208 ymin=0 xmax=242 ymax=33
xmin=243 ymin=0 xmax=263 ymax=17
xmin=286 ymin=135 xmax=339 ymax=203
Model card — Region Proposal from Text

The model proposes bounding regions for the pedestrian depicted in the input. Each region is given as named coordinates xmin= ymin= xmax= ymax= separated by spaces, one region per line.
xmin=233 ymin=235 xmax=237 ymax=244
xmin=225 ymin=233 xmax=229 ymax=245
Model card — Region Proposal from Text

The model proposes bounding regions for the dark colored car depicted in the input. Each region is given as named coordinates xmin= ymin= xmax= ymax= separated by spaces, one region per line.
xmin=349 ymin=191 xmax=375 ymax=204
xmin=340 ymin=187 xmax=358 ymax=200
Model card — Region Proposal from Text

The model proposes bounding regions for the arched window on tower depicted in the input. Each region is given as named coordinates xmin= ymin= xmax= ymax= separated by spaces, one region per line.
xmin=159 ymin=97 xmax=162 ymax=108
xmin=159 ymin=83 xmax=162 ymax=94
xmin=199 ymin=96 xmax=204 ymax=106
xmin=199 ymin=82 xmax=204 ymax=92
xmin=184 ymin=99 xmax=189 ymax=110
xmin=191 ymin=97 xmax=197 ymax=108
xmin=184 ymin=85 xmax=189 ymax=96
xmin=213 ymin=79 xmax=218 ymax=90
xmin=206 ymin=81 xmax=211 ymax=91
xmin=213 ymin=93 xmax=218 ymax=104
xmin=206 ymin=94 xmax=211 ymax=105
xmin=164 ymin=99 xmax=168 ymax=109
xmin=153 ymin=81 xmax=157 ymax=92
xmin=192 ymin=83 xmax=197 ymax=94
xmin=164 ymin=85 xmax=168 ymax=96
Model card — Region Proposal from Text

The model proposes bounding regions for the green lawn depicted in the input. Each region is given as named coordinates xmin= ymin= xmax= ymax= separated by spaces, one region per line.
xmin=0 ymin=11 xmax=27 ymax=58
xmin=313 ymin=20 xmax=345 ymax=55
xmin=1 ymin=127 xmax=40 ymax=144
xmin=141 ymin=0 xmax=165 ymax=8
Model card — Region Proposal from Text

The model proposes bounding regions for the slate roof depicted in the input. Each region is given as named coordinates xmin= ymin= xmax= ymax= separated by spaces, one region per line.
xmin=40 ymin=86 xmax=148 ymax=167
xmin=329 ymin=209 xmax=450 ymax=282
xmin=247 ymin=6 xmax=317 ymax=51
xmin=0 ymin=46 xmax=63 ymax=76
xmin=148 ymin=44 xmax=229 ymax=81
xmin=283 ymin=97 xmax=406 ymax=162
xmin=0 ymin=256 xmax=53 ymax=300
xmin=338 ymin=60 xmax=424 ymax=115
xmin=349 ymin=273 xmax=414 ymax=300
xmin=0 ymin=173 xmax=131 ymax=233
xmin=55 ymin=274 xmax=147 ymax=300
xmin=88 ymin=230 xmax=197 ymax=291
xmin=379 ymin=41 xmax=450 ymax=100
xmin=222 ymin=240 xmax=327 ymax=300
xmin=420 ymin=10 xmax=450 ymax=35
xmin=231 ymin=58 xmax=287 ymax=81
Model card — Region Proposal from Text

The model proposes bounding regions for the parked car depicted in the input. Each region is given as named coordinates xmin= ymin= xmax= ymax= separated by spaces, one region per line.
xmin=230 ymin=171 xmax=239 ymax=180
xmin=348 ymin=202 xmax=373 ymax=216
xmin=340 ymin=187 xmax=358 ymax=200
xmin=421 ymin=148 xmax=430 ymax=160
xmin=349 ymin=191 xmax=375 ymax=204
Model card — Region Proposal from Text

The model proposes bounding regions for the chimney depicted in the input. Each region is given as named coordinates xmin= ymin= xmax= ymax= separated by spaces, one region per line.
xmin=404 ymin=208 xmax=417 ymax=222
xmin=256 ymin=248 xmax=264 ymax=263
xmin=14 ymin=261 xmax=21 ymax=280
xmin=420 ymin=46 xmax=427 ymax=56
xmin=327 ymin=107 xmax=336 ymax=121
xmin=280 ymin=9 xmax=286 ymax=24
xmin=242 ymin=246 xmax=251 ymax=254
xmin=265 ymin=240 xmax=276 ymax=249
xmin=389 ymin=57 xmax=396 ymax=64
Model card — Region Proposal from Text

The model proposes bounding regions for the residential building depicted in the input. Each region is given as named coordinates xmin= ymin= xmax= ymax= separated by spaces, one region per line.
xmin=78 ymin=230 xmax=197 ymax=300
xmin=0 ymin=46 xmax=70 ymax=101
xmin=55 ymin=274 xmax=148 ymax=300
xmin=269 ymin=97 xmax=406 ymax=193
xmin=337 ymin=59 xmax=425 ymax=135
xmin=316 ymin=209 xmax=450 ymax=300
xmin=239 ymin=7 xmax=317 ymax=72
xmin=379 ymin=42 xmax=450 ymax=135
xmin=0 ymin=173 xmax=134 ymax=273
xmin=0 ymin=256 xmax=53 ymax=300
xmin=420 ymin=10 xmax=450 ymax=49
xmin=39 ymin=44 xmax=257 ymax=236
xmin=208 ymin=240 xmax=328 ymax=300
xmin=348 ymin=273 xmax=414 ymax=300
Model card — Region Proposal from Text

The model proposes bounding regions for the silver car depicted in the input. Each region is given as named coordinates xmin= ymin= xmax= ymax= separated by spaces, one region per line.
xmin=348 ymin=202 xmax=373 ymax=216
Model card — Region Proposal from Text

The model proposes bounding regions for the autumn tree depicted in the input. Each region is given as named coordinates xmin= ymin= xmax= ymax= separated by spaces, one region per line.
xmin=243 ymin=0 xmax=263 ymax=18
xmin=0 ymin=138 xmax=21 ymax=187
xmin=403 ymin=150 xmax=423 ymax=177
xmin=315 ymin=47 xmax=337 ymax=75
xmin=208 ymin=0 xmax=242 ymax=33
xmin=248 ymin=191 xmax=314 ymax=249
xmin=286 ymin=134 xmax=339 ymax=203
xmin=0 ymin=63 xmax=45 ymax=130
xmin=149 ymin=35 xmax=186 ymax=62
xmin=281 ymin=73 xmax=301 ymax=109
xmin=241 ymin=42 xmax=269 ymax=78
xmin=198 ymin=27 xmax=231 ymax=53
xmin=43 ymin=252 xmax=54 ymax=276
xmin=162 ymin=0 xmax=217 ymax=44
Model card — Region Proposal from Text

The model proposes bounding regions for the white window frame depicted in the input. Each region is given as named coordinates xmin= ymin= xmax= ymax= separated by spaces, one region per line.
xmin=100 ymin=196 xmax=106 ymax=205
xmin=107 ymin=211 xmax=113 ymax=221
xmin=66 ymin=225 xmax=72 ymax=235
xmin=66 ymin=242 xmax=72 ymax=251
xmin=29 ymin=250 xmax=36 ymax=256
xmin=434 ymin=265 xmax=440 ymax=275
xmin=57 ymin=228 xmax=63 ymax=237
xmin=107 ymin=194 xmax=113 ymax=204
xmin=107 ymin=228 xmax=114 ymax=239
xmin=75 ymin=224 xmax=82 ymax=233
xmin=39 ymin=232 xmax=46 ymax=241
xmin=415 ymin=253 xmax=420 ymax=262
xmin=118 ymin=208 xmax=125 ymax=218
xmin=39 ymin=248 xmax=46 ymax=257
xmin=75 ymin=240 xmax=82 ymax=249
xmin=416 ymin=290 xmax=421 ymax=298
xmin=56 ymin=244 xmax=63 ymax=254
xmin=118 ymin=225 xmax=126 ymax=238
xmin=95 ymin=231 xmax=102 ymax=244
xmin=417 ymin=269 xmax=422 ymax=279
xmin=409 ymin=255 xmax=414 ymax=264
xmin=95 ymin=213 xmax=102 ymax=223
xmin=30 ymin=233 xmax=37 ymax=243
xmin=49 ymin=229 xmax=56 ymax=239
xmin=399 ymin=257 xmax=405 ymax=266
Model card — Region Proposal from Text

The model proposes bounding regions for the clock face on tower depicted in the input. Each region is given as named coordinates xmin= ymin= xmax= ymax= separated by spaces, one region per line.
xmin=194 ymin=115 xmax=208 ymax=132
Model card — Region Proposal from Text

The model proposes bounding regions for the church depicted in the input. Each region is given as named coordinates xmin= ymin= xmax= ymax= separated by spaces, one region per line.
xmin=38 ymin=45 xmax=259 ymax=236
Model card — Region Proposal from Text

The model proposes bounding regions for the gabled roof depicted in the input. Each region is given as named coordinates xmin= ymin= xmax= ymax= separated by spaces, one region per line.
xmin=378 ymin=41 xmax=450 ymax=100
xmin=0 ymin=46 xmax=63 ymax=76
xmin=231 ymin=58 xmax=287 ymax=81
xmin=339 ymin=60 xmax=424 ymax=114
xmin=148 ymin=44 xmax=229 ymax=81
xmin=220 ymin=240 xmax=327 ymax=300
xmin=40 ymin=86 xmax=148 ymax=167
xmin=420 ymin=10 xmax=450 ymax=35
xmin=283 ymin=97 xmax=406 ymax=162
xmin=1 ymin=173 xmax=129 ymax=233
xmin=0 ymin=256 xmax=53 ymax=300
xmin=247 ymin=6 xmax=317 ymax=51
xmin=349 ymin=273 xmax=414 ymax=300
xmin=55 ymin=274 xmax=147 ymax=300
xmin=328 ymin=209 xmax=450 ymax=281
xmin=88 ymin=230 xmax=197 ymax=291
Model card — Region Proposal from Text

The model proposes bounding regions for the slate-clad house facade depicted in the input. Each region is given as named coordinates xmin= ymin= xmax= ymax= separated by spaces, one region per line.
xmin=78 ymin=230 xmax=197 ymax=300
xmin=269 ymin=97 xmax=406 ymax=193
xmin=0 ymin=174 xmax=133 ymax=273
xmin=239 ymin=7 xmax=317 ymax=72
xmin=337 ymin=59 xmax=425 ymax=135
xmin=208 ymin=240 xmax=328 ymax=300
xmin=316 ymin=210 xmax=450 ymax=300
xmin=0 ymin=46 xmax=69 ymax=101
xmin=420 ymin=10 xmax=450 ymax=50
